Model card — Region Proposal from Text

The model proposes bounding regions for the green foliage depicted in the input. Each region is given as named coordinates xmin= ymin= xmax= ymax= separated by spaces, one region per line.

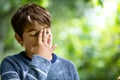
xmin=0 ymin=0 xmax=120 ymax=80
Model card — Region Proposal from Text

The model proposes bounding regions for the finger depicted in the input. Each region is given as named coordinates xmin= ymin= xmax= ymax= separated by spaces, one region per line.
xmin=38 ymin=29 xmax=43 ymax=45
xmin=51 ymin=44 xmax=57 ymax=51
xmin=47 ymin=29 xmax=52 ymax=45
xmin=43 ymin=28 xmax=48 ymax=45
xmin=48 ymin=33 xmax=52 ymax=47
xmin=47 ymin=34 xmax=51 ymax=44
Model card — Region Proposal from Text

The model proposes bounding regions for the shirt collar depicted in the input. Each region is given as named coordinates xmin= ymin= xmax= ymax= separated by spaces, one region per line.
xmin=21 ymin=51 xmax=57 ymax=63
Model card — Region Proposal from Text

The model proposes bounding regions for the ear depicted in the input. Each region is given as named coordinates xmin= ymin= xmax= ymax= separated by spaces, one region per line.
xmin=15 ymin=33 xmax=23 ymax=46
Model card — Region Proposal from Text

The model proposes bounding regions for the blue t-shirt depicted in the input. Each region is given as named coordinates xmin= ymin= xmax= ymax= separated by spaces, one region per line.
xmin=0 ymin=51 xmax=80 ymax=80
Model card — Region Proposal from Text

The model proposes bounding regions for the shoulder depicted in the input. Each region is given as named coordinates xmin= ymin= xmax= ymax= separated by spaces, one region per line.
xmin=56 ymin=56 xmax=76 ymax=68
xmin=0 ymin=51 xmax=23 ymax=66
xmin=55 ymin=56 xmax=79 ymax=76
xmin=0 ymin=51 xmax=24 ymax=73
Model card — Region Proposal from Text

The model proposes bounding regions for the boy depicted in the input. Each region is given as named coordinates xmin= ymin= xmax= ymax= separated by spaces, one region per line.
xmin=0 ymin=3 xmax=79 ymax=80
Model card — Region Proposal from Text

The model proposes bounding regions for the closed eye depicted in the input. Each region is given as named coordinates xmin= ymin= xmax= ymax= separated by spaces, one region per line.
xmin=30 ymin=32 xmax=38 ymax=37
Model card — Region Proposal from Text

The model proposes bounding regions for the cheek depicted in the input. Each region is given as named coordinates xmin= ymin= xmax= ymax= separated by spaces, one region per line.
xmin=23 ymin=38 xmax=37 ymax=49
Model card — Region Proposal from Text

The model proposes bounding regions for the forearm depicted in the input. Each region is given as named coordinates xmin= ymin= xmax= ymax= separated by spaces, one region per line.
xmin=0 ymin=55 xmax=51 ymax=80
xmin=24 ymin=55 xmax=51 ymax=80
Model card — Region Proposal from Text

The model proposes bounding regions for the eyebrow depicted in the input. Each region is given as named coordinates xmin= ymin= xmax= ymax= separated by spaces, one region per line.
xmin=27 ymin=29 xmax=38 ymax=32
xmin=27 ymin=27 xmax=49 ymax=33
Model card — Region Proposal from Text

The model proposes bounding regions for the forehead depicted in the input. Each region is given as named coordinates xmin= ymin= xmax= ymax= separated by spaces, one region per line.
xmin=25 ymin=21 xmax=50 ymax=32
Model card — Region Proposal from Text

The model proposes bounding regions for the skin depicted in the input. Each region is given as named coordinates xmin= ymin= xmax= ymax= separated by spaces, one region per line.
xmin=15 ymin=22 xmax=56 ymax=61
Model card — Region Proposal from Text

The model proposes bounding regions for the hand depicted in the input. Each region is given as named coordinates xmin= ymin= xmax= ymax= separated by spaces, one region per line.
xmin=31 ymin=28 xmax=56 ymax=61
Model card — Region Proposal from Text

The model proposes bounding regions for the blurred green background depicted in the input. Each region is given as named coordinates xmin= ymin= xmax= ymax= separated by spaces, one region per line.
xmin=0 ymin=0 xmax=120 ymax=80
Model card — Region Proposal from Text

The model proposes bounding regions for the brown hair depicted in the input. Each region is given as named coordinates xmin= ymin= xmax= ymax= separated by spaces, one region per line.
xmin=11 ymin=3 xmax=51 ymax=38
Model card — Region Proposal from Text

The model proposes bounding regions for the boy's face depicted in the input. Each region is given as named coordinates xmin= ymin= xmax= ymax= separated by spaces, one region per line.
xmin=16 ymin=22 xmax=52 ymax=57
